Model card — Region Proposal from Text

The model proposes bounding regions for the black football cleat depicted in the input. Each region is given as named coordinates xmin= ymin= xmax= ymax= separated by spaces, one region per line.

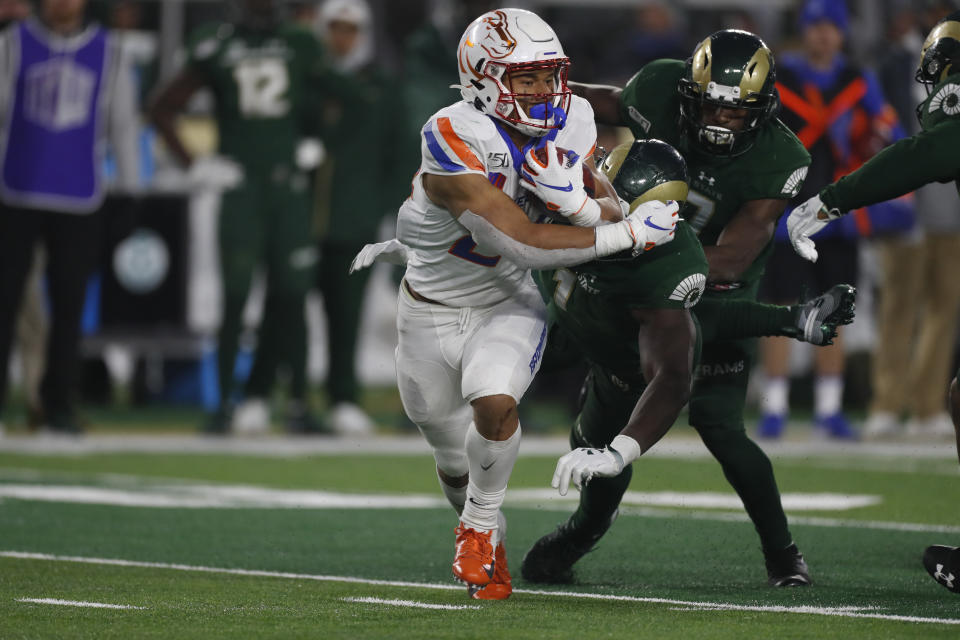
xmin=794 ymin=284 xmax=857 ymax=346
xmin=764 ymin=543 xmax=812 ymax=587
xmin=923 ymin=545 xmax=960 ymax=593
xmin=520 ymin=511 xmax=617 ymax=584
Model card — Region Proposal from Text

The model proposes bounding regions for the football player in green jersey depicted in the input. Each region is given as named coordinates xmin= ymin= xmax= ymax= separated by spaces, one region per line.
xmin=521 ymin=138 xmax=855 ymax=587
xmin=786 ymin=11 xmax=960 ymax=595
xmin=149 ymin=0 xmax=330 ymax=433
xmin=533 ymin=29 xmax=817 ymax=586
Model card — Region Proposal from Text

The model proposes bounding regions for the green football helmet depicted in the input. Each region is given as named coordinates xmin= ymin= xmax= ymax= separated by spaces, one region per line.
xmin=595 ymin=138 xmax=689 ymax=261
xmin=916 ymin=10 xmax=960 ymax=93
xmin=678 ymin=29 xmax=780 ymax=157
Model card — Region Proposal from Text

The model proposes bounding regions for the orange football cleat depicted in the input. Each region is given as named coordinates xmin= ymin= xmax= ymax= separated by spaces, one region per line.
xmin=452 ymin=523 xmax=495 ymax=587
xmin=471 ymin=542 xmax=512 ymax=600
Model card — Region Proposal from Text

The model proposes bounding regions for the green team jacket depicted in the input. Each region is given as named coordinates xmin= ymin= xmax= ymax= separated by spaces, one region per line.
xmin=185 ymin=22 xmax=325 ymax=172
xmin=535 ymin=221 xmax=708 ymax=375
xmin=617 ymin=60 xmax=811 ymax=289
xmin=821 ymin=72 xmax=960 ymax=211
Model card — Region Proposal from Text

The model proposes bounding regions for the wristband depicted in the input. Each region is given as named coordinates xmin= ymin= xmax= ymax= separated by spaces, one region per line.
xmin=594 ymin=221 xmax=637 ymax=257
xmin=610 ymin=434 xmax=642 ymax=466
xmin=566 ymin=197 xmax=602 ymax=227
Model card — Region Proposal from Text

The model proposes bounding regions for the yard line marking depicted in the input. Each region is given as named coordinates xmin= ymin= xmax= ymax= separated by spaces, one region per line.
xmin=16 ymin=597 xmax=144 ymax=610
xmin=2 ymin=551 xmax=959 ymax=626
xmin=613 ymin=505 xmax=960 ymax=535
xmin=0 ymin=482 xmax=956 ymax=534
xmin=0 ymin=483 xmax=880 ymax=512
xmin=342 ymin=597 xmax=480 ymax=611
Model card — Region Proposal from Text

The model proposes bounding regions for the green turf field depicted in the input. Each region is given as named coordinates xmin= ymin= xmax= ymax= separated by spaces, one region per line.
xmin=0 ymin=431 xmax=958 ymax=639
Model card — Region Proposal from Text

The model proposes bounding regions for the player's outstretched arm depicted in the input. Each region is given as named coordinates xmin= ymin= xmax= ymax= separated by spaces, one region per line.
xmin=568 ymin=81 xmax=625 ymax=126
xmin=422 ymin=172 xmax=678 ymax=268
xmin=553 ymin=308 xmax=695 ymax=495
xmin=705 ymin=198 xmax=784 ymax=284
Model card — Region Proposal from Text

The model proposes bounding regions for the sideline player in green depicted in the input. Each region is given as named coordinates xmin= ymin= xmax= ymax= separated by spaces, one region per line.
xmin=149 ymin=0 xmax=328 ymax=433
xmin=521 ymin=138 xmax=855 ymax=587
xmin=785 ymin=10 xmax=960 ymax=595
xmin=525 ymin=29 xmax=819 ymax=586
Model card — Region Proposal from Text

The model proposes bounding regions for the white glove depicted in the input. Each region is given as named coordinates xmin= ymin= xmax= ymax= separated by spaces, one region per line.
xmin=348 ymin=239 xmax=411 ymax=274
xmin=520 ymin=141 xmax=600 ymax=226
xmin=188 ymin=155 xmax=244 ymax=191
xmin=786 ymin=194 xmax=843 ymax=263
xmin=595 ymin=199 xmax=679 ymax=257
xmin=295 ymin=138 xmax=326 ymax=170
xmin=552 ymin=446 xmax=625 ymax=496
xmin=552 ymin=435 xmax=643 ymax=496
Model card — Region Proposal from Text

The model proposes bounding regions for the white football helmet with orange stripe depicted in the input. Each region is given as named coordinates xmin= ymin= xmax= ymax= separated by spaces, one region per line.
xmin=456 ymin=8 xmax=571 ymax=137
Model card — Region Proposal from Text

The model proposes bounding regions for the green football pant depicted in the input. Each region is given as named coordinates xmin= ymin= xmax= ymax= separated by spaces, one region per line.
xmin=316 ymin=241 xmax=370 ymax=405
xmin=689 ymin=290 xmax=793 ymax=553
xmin=565 ymin=293 xmax=794 ymax=553
xmin=217 ymin=175 xmax=316 ymax=406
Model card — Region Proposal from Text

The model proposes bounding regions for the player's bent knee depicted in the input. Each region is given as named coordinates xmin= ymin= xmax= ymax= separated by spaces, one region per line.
xmin=471 ymin=394 xmax=519 ymax=440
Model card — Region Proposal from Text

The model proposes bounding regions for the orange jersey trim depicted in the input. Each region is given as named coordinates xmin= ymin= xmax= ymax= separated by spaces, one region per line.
xmin=436 ymin=117 xmax=485 ymax=172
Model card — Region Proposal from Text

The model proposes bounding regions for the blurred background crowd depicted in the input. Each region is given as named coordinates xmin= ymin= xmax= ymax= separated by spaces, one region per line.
xmin=0 ymin=0 xmax=957 ymax=442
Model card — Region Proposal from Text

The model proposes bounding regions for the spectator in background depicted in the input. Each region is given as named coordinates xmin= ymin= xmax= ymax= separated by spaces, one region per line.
xmin=0 ymin=0 xmax=140 ymax=434
xmin=864 ymin=0 xmax=960 ymax=440
xmin=758 ymin=0 xmax=907 ymax=440
xmin=311 ymin=0 xmax=407 ymax=435
xmin=149 ymin=0 xmax=326 ymax=434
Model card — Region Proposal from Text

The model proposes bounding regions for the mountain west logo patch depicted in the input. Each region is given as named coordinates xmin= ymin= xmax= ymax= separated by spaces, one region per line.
xmin=669 ymin=273 xmax=706 ymax=308
xmin=781 ymin=166 xmax=809 ymax=197
xmin=929 ymin=84 xmax=960 ymax=116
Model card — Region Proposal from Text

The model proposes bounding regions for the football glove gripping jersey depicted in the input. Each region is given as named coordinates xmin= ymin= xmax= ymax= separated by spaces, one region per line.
xmin=520 ymin=141 xmax=601 ymax=226
xmin=348 ymin=239 xmax=411 ymax=274
xmin=786 ymin=194 xmax=843 ymax=262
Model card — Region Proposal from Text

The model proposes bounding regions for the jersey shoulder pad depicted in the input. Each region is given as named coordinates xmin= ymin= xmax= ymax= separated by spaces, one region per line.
xmin=556 ymin=95 xmax=598 ymax=158
xmin=420 ymin=103 xmax=492 ymax=175
xmin=922 ymin=75 xmax=960 ymax=129
xmin=620 ymin=59 xmax=684 ymax=141
xmin=742 ymin=119 xmax=811 ymax=197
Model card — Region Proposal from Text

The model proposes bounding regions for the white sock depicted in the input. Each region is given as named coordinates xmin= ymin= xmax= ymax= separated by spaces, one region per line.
xmin=815 ymin=375 xmax=843 ymax=417
xmin=437 ymin=473 xmax=466 ymax=516
xmin=762 ymin=376 xmax=789 ymax=416
xmin=460 ymin=422 xmax=521 ymax=544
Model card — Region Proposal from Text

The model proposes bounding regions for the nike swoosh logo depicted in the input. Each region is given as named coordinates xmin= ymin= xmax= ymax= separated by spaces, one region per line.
xmin=644 ymin=216 xmax=671 ymax=231
xmin=535 ymin=180 xmax=574 ymax=192
xmin=480 ymin=461 xmax=496 ymax=471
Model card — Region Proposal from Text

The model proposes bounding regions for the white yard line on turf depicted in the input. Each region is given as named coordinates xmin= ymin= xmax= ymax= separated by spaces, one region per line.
xmin=1 ymin=434 xmax=956 ymax=460
xmin=342 ymin=597 xmax=480 ymax=610
xmin=16 ymin=597 xmax=144 ymax=610
xmin=2 ymin=551 xmax=958 ymax=626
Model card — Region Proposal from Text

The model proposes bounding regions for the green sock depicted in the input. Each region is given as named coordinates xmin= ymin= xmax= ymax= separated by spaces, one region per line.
xmin=696 ymin=298 xmax=797 ymax=343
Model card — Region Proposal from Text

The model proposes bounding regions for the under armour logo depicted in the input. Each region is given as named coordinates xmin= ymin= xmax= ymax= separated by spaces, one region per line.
xmin=697 ymin=170 xmax=716 ymax=186
xmin=935 ymin=564 xmax=956 ymax=588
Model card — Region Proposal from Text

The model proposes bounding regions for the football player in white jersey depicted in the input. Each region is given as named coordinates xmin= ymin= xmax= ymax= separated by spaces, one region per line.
xmin=350 ymin=8 xmax=680 ymax=600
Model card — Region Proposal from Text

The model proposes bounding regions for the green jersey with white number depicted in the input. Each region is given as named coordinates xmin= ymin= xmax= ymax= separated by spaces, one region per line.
xmin=186 ymin=22 xmax=323 ymax=171
xmin=618 ymin=60 xmax=811 ymax=287
xmin=535 ymin=221 xmax=708 ymax=373
xmin=821 ymin=72 xmax=960 ymax=211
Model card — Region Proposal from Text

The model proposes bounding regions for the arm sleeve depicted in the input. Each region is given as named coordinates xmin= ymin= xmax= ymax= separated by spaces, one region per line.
xmin=107 ymin=35 xmax=141 ymax=194
xmin=458 ymin=210 xmax=599 ymax=269
xmin=821 ymin=119 xmax=960 ymax=212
